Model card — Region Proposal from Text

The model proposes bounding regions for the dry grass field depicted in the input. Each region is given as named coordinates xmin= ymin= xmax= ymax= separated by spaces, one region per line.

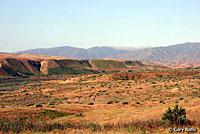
xmin=0 ymin=69 xmax=200 ymax=133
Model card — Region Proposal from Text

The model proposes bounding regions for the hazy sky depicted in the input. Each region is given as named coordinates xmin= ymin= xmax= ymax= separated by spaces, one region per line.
xmin=0 ymin=0 xmax=200 ymax=52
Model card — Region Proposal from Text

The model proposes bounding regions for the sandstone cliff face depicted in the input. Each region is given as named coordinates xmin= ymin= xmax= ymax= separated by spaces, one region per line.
xmin=40 ymin=60 xmax=48 ymax=74
xmin=40 ymin=60 xmax=60 ymax=74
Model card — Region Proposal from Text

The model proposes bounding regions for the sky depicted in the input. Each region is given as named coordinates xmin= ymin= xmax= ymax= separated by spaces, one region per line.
xmin=0 ymin=0 xmax=200 ymax=52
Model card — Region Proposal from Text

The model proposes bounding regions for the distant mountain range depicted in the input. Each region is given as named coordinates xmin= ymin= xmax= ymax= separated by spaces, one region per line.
xmin=16 ymin=46 xmax=133 ymax=59
xmin=16 ymin=42 xmax=200 ymax=64
xmin=112 ymin=42 xmax=200 ymax=64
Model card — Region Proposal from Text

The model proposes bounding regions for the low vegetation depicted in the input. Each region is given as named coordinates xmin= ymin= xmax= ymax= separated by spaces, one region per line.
xmin=0 ymin=69 xmax=199 ymax=133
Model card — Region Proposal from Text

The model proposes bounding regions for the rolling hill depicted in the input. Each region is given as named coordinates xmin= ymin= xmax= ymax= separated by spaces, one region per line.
xmin=113 ymin=42 xmax=200 ymax=64
xmin=0 ymin=53 xmax=168 ymax=77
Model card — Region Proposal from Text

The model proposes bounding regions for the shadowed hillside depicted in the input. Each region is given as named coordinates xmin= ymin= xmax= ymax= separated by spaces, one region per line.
xmin=113 ymin=42 xmax=200 ymax=64
xmin=0 ymin=53 xmax=168 ymax=77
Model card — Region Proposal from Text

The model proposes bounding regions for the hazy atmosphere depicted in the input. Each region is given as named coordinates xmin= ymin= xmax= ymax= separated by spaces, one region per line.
xmin=0 ymin=0 xmax=200 ymax=52
xmin=1 ymin=1 xmax=200 ymax=134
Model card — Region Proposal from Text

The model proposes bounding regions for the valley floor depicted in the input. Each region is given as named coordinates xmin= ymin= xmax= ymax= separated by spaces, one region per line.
xmin=0 ymin=69 xmax=200 ymax=133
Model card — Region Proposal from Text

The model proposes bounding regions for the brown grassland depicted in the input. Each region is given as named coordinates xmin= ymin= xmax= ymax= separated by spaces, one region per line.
xmin=0 ymin=69 xmax=200 ymax=134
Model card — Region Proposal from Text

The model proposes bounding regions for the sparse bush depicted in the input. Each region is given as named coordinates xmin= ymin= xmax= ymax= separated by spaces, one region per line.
xmin=107 ymin=100 xmax=113 ymax=104
xmin=136 ymin=101 xmax=140 ymax=104
xmin=107 ymin=100 xmax=119 ymax=104
xmin=26 ymin=103 xmax=34 ymax=106
xmin=88 ymin=102 xmax=94 ymax=105
xmin=36 ymin=104 xmax=43 ymax=107
xmin=175 ymin=100 xmax=179 ymax=103
xmin=162 ymin=104 xmax=187 ymax=125
xmin=179 ymin=97 xmax=184 ymax=100
xmin=75 ymin=112 xmax=84 ymax=117
xmin=122 ymin=102 xmax=129 ymax=105
xmin=115 ymin=91 xmax=120 ymax=94
xmin=89 ymin=94 xmax=93 ymax=97
xmin=49 ymin=102 xmax=55 ymax=105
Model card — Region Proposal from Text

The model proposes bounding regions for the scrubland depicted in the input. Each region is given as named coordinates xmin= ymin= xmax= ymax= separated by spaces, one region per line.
xmin=0 ymin=69 xmax=200 ymax=133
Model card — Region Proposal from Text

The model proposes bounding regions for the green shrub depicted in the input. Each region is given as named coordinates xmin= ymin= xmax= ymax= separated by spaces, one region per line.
xmin=162 ymin=104 xmax=187 ymax=125
xmin=179 ymin=97 xmax=184 ymax=100
xmin=26 ymin=103 xmax=34 ymax=106
xmin=49 ymin=102 xmax=55 ymax=105
xmin=75 ymin=112 xmax=84 ymax=117
xmin=136 ymin=101 xmax=140 ymax=104
xmin=122 ymin=102 xmax=129 ymax=105
xmin=36 ymin=104 xmax=43 ymax=107
xmin=107 ymin=100 xmax=119 ymax=104
xmin=107 ymin=100 xmax=113 ymax=104
xmin=36 ymin=110 xmax=68 ymax=119
xmin=88 ymin=102 xmax=94 ymax=105
xmin=115 ymin=91 xmax=120 ymax=94
xmin=175 ymin=100 xmax=179 ymax=103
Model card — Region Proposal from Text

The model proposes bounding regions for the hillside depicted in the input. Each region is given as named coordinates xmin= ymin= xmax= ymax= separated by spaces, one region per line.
xmin=16 ymin=46 xmax=132 ymax=59
xmin=0 ymin=53 xmax=168 ymax=77
xmin=113 ymin=42 xmax=200 ymax=64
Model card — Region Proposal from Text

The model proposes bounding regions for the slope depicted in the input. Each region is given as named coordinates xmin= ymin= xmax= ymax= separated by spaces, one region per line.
xmin=0 ymin=53 xmax=169 ymax=77
xmin=112 ymin=42 xmax=200 ymax=64
xmin=16 ymin=46 xmax=132 ymax=59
